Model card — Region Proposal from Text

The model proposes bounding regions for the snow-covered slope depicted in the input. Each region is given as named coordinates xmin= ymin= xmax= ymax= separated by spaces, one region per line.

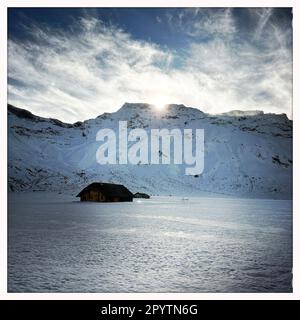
xmin=8 ymin=103 xmax=292 ymax=199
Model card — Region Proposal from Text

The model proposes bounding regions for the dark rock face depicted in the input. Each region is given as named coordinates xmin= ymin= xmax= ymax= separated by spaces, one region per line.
xmin=8 ymin=104 xmax=75 ymax=128
xmin=8 ymin=104 xmax=39 ymax=121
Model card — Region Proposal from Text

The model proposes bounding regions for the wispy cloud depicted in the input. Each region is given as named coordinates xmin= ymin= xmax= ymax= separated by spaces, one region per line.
xmin=8 ymin=9 xmax=292 ymax=122
xmin=253 ymin=8 xmax=273 ymax=40
xmin=171 ymin=8 xmax=236 ymax=39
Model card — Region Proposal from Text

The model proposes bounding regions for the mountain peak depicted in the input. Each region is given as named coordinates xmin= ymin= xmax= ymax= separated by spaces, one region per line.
xmin=116 ymin=102 xmax=205 ymax=116
xmin=119 ymin=102 xmax=152 ymax=111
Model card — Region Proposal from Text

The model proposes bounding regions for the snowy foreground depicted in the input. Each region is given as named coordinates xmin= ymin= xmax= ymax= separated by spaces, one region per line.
xmin=8 ymin=192 xmax=292 ymax=292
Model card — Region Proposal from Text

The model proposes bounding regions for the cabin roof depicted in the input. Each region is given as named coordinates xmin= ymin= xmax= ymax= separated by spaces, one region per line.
xmin=76 ymin=182 xmax=133 ymax=198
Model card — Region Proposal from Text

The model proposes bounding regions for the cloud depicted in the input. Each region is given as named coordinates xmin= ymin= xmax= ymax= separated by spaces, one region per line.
xmin=253 ymin=8 xmax=273 ymax=40
xmin=172 ymin=8 xmax=236 ymax=39
xmin=8 ymin=9 xmax=292 ymax=122
xmin=184 ymin=36 xmax=292 ymax=115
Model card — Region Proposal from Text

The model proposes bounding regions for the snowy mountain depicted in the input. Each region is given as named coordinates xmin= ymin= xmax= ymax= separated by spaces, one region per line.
xmin=8 ymin=103 xmax=292 ymax=199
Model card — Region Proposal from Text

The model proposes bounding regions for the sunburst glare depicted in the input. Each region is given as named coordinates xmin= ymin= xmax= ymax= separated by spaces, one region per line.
xmin=152 ymin=99 xmax=168 ymax=112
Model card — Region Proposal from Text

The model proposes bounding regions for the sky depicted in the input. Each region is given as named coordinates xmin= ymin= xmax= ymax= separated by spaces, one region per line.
xmin=8 ymin=8 xmax=292 ymax=122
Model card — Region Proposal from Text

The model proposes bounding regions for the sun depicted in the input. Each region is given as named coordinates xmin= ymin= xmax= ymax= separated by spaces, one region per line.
xmin=154 ymin=103 xmax=166 ymax=111
xmin=152 ymin=99 xmax=168 ymax=112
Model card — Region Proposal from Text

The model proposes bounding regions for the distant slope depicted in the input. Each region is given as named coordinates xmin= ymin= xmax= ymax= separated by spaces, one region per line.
xmin=8 ymin=103 xmax=292 ymax=199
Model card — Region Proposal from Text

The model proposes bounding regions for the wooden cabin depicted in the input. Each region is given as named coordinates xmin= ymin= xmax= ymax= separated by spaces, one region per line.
xmin=76 ymin=182 xmax=133 ymax=202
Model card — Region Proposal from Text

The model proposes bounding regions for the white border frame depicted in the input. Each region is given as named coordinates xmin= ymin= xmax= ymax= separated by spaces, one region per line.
xmin=1 ymin=0 xmax=299 ymax=300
